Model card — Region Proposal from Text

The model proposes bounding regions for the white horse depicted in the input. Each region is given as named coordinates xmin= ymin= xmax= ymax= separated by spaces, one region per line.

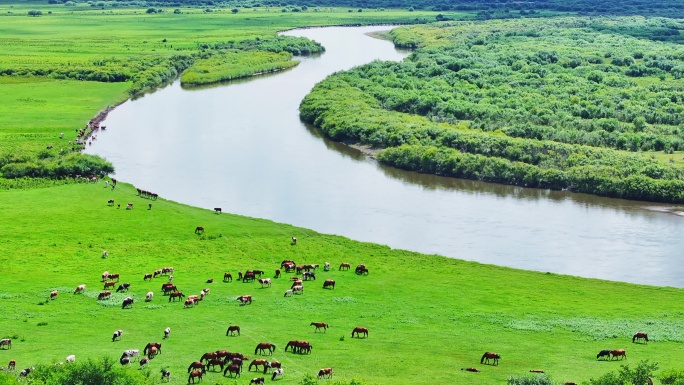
xmin=122 ymin=349 xmax=139 ymax=361
xmin=66 ymin=355 xmax=75 ymax=363
xmin=271 ymin=368 xmax=284 ymax=381
xmin=283 ymin=289 xmax=293 ymax=297
xmin=292 ymin=285 xmax=304 ymax=294
xmin=259 ymin=278 xmax=271 ymax=288
xmin=74 ymin=284 xmax=86 ymax=294
xmin=145 ymin=292 xmax=154 ymax=302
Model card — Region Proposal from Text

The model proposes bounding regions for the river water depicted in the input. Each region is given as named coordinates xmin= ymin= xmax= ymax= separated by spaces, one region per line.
xmin=86 ymin=26 xmax=684 ymax=288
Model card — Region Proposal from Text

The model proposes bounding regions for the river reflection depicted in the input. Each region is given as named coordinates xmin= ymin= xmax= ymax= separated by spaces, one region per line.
xmin=87 ymin=26 xmax=684 ymax=287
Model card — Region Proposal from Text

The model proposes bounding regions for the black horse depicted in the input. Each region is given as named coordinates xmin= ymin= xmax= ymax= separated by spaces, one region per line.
xmin=596 ymin=350 xmax=611 ymax=360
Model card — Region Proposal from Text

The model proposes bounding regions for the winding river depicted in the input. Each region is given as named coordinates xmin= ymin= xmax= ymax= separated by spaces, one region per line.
xmin=86 ymin=26 xmax=684 ymax=288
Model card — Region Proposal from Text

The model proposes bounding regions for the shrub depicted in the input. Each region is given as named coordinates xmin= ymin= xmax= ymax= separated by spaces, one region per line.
xmin=508 ymin=374 xmax=558 ymax=385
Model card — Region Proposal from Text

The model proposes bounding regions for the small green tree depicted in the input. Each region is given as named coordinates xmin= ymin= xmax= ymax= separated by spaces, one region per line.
xmin=146 ymin=7 xmax=156 ymax=13
xmin=231 ymin=8 xmax=239 ymax=13
xmin=27 ymin=10 xmax=43 ymax=16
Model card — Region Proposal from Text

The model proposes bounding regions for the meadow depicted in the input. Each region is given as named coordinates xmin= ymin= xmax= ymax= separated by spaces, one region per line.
xmin=1 ymin=181 xmax=684 ymax=385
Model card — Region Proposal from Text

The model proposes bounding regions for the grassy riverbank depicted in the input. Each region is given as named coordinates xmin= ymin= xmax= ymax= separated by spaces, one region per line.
xmin=1 ymin=181 xmax=684 ymax=385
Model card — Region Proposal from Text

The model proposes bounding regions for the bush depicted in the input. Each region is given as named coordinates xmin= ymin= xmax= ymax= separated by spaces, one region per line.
xmin=508 ymin=374 xmax=558 ymax=385
xmin=27 ymin=10 xmax=43 ymax=16
xmin=588 ymin=360 xmax=658 ymax=385
xmin=30 ymin=357 xmax=151 ymax=385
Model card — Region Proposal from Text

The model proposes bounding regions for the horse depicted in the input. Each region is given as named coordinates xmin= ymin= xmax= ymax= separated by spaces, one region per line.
xmin=188 ymin=370 xmax=203 ymax=383
xmin=121 ymin=297 xmax=134 ymax=309
xmin=206 ymin=358 xmax=224 ymax=372
xmin=164 ymin=327 xmax=171 ymax=339
xmin=610 ymin=349 xmax=627 ymax=360
xmin=154 ymin=270 xmax=164 ymax=278
xmin=8 ymin=360 xmax=15 ymax=371
xmin=291 ymin=237 xmax=297 ymax=245
xmin=281 ymin=260 xmax=295 ymax=268
xmin=74 ymin=284 xmax=86 ymax=294
xmin=355 ymin=265 xmax=369 ymax=275
xmin=169 ymin=291 xmax=185 ymax=302
xmin=248 ymin=359 xmax=268 ymax=372
xmin=324 ymin=262 xmax=330 ymax=271
xmin=284 ymin=289 xmax=293 ymax=297
xmin=351 ymin=327 xmax=368 ymax=338
xmin=303 ymin=272 xmax=316 ymax=281
xmin=223 ymin=273 xmax=233 ymax=282
xmin=112 ymin=330 xmax=123 ymax=342
xmin=271 ymin=368 xmax=284 ymax=381
xmin=596 ymin=350 xmax=611 ymax=360
xmin=274 ymin=269 xmax=281 ymax=278
xmin=226 ymin=326 xmax=241 ymax=336
xmin=116 ymin=283 xmax=130 ymax=293
xmin=120 ymin=357 xmax=131 ymax=366
xmin=200 ymin=352 xmax=218 ymax=363
xmin=66 ymin=355 xmax=75 ymax=363
xmin=480 ymin=352 xmax=500 ymax=365
xmin=310 ymin=322 xmax=328 ymax=332
xmin=254 ymin=342 xmax=276 ymax=355
xmin=214 ymin=208 xmax=222 ymax=214
xmin=339 ymin=263 xmax=350 ymax=271
xmin=102 ymin=271 xmax=109 ymax=282
xmin=264 ymin=361 xmax=281 ymax=374
xmin=461 ymin=368 xmax=481 ymax=372
xmin=530 ymin=370 xmax=545 ymax=373
xmin=292 ymin=285 xmax=304 ymax=294
xmin=145 ymin=292 xmax=154 ymax=302
xmin=188 ymin=361 xmax=206 ymax=373
xmin=206 ymin=278 xmax=213 ymax=283
xmin=161 ymin=370 xmax=171 ymax=382
xmin=139 ymin=357 xmax=150 ymax=368
xmin=285 ymin=340 xmax=311 ymax=354
xmin=104 ymin=281 xmax=116 ymax=290
xmin=252 ymin=270 xmax=264 ymax=278
xmin=144 ymin=342 xmax=162 ymax=356
xmin=243 ymin=272 xmax=256 ymax=282
xmin=258 ymin=278 xmax=271 ymax=288
xmin=195 ymin=226 xmax=204 ymax=235
xmin=237 ymin=295 xmax=252 ymax=305
xmin=632 ymin=332 xmax=649 ymax=343
xmin=223 ymin=364 xmax=241 ymax=378
xmin=107 ymin=273 xmax=120 ymax=281
xmin=122 ymin=350 xmax=139 ymax=362
xmin=318 ymin=368 xmax=333 ymax=379
xmin=184 ymin=298 xmax=196 ymax=308
xmin=98 ymin=291 xmax=111 ymax=301
xmin=250 ymin=378 xmax=265 ymax=385
xmin=144 ymin=273 xmax=153 ymax=281
xmin=50 ymin=290 xmax=59 ymax=300
xmin=323 ymin=280 xmax=335 ymax=289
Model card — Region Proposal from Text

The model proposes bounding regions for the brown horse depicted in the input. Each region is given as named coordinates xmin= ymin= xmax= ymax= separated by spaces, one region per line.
xmin=264 ymin=361 xmax=281 ymax=374
xmin=248 ymin=359 xmax=268 ymax=372
xmin=98 ymin=291 xmax=111 ymax=300
xmin=169 ymin=291 xmax=185 ymax=302
xmin=223 ymin=273 xmax=233 ymax=282
xmin=187 ymin=361 xmax=206 ymax=373
xmin=318 ymin=368 xmax=333 ymax=379
xmin=50 ymin=290 xmax=58 ymax=300
xmin=632 ymin=332 xmax=649 ymax=343
xmin=237 ymin=295 xmax=252 ymax=305
xmin=224 ymin=364 xmax=241 ymax=378
xmin=254 ymin=342 xmax=276 ymax=355
xmin=351 ymin=327 xmax=368 ymax=338
xmin=610 ymin=349 xmax=627 ymax=360
xmin=143 ymin=342 xmax=162 ymax=356
xmin=461 ymin=368 xmax=481 ymax=372
xmin=195 ymin=226 xmax=204 ymax=235
xmin=285 ymin=340 xmax=311 ymax=354
xmin=323 ymin=280 xmax=335 ymax=289
xmin=481 ymin=352 xmax=500 ymax=365
xmin=206 ymin=358 xmax=224 ymax=372
xmin=104 ymin=281 xmax=116 ymax=290
xmin=200 ymin=352 xmax=218 ymax=363
xmin=8 ymin=360 xmax=15 ymax=371
xmin=108 ymin=273 xmax=120 ymax=281
xmin=226 ymin=326 xmax=241 ymax=336
xmin=188 ymin=370 xmax=203 ymax=383
xmin=310 ymin=322 xmax=329 ymax=332
xmin=339 ymin=263 xmax=351 ymax=271
xmin=143 ymin=273 xmax=153 ymax=281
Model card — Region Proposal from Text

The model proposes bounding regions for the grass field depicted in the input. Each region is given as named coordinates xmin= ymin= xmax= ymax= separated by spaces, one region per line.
xmin=1 ymin=181 xmax=684 ymax=384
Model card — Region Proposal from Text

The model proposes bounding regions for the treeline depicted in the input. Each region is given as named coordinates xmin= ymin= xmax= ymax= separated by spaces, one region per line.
xmin=49 ymin=0 xmax=684 ymax=17
xmin=0 ymin=152 xmax=114 ymax=179
xmin=300 ymin=17 xmax=684 ymax=203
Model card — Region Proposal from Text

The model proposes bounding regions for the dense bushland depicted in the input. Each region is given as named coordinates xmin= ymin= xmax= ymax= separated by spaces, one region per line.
xmin=300 ymin=17 xmax=684 ymax=202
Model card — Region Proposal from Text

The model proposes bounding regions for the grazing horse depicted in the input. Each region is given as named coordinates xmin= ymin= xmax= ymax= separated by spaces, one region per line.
xmin=139 ymin=357 xmax=149 ymax=368
xmin=339 ymin=263 xmax=350 ymax=271
xmin=161 ymin=370 xmax=171 ymax=382
xmin=121 ymin=297 xmax=134 ymax=309
xmin=108 ymin=273 xmax=120 ymax=281
xmin=144 ymin=343 xmax=162 ymax=356
xmin=200 ymin=352 xmax=218 ymax=363
xmin=237 ymin=295 xmax=252 ymax=305
xmin=120 ymin=357 xmax=131 ymax=366
xmin=291 ymin=237 xmax=297 ymax=245
xmin=597 ymin=350 xmax=611 ymax=360
xmin=633 ymin=332 xmax=649 ymax=343
xmin=184 ymin=298 xmax=196 ymax=308
xmin=223 ymin=364 xmax=241 ymax=378
xmin=145 ymin=292 xmax=154 ymax=302
xmin=104 ymin=281 xmax=116 ymax=290
xmin=351 ymin=327 xmax=368 ymax=338
xmin=248 ymin=359 xmax=268 ymax=372
xmin=98 ymin=291 xmax=112 ymax=300
xmin=223 ymin=273 xmax=233 ymax=282
xmin=530 ymin=370 xmax=545 ymax=373
xmin=226 ymin=326 xmax=241 ymax=336
xmin=206 ymin=358 xmax=224 ymax=372
xmin=112 ymin=330 xmax=123 ymax=342
xmin=169 ymin=291 xmax=185 ymax=302
xmin=102 ymin=271 xmax=109 ymax=282
xmin=323 ymin=280 xmax=335 ymax=289
xmin=74 ymin=284 xmax=86 ymax=294
xmin=610 ymin=349 xmax=627 ymax=360
xmin=355 ymin=265 xmax=369 ymax=275
xmin=284 ymin=289 xmax=293 ymax=297
xmin=164 ymin=327 xmax=171 ymax=339
xmin=480 ymin=352 xmax=500 ymax=365
xmin=188 ymin=361 xmax=206 ymax=373
xmin=324 ymin=262 xmax=330 ymax=271
xmin=461 ymin=368 xmax=481 ymax=372
xmin=214 ymin=208 xmax=222 ymax=214
xmin=250 ymin=378 xmax=265 ymax=385
xmin=188 ymin=370 xmax=203 ymax=383
xmin=310 ymin=322 xmax=329 ymax=332
xmin=264 ymin=361 xmax=281 ymax=374
xmin=285 ymin=340 xmax=311 ymax=354
xmin=195 ymin=226 xmax=204 ymax=235
xmin=116 ymin=283 xmax=131 ymax=293
xmin=122 ymin=350 xmax=139 ymax=362
xmin=271 ymin=368 xmax=284 ymax=381
xmin=0 ymin=339 xmax=12 ymax=350
xmin=8 ymin=360 xmax=16 ymax=371
xmin=258 ymin=278 xmax=271 ymax=288
xmin=318 ymin=368 xmax=333 ymax=379
xmin=274 ymin=269 xmax=281 ymax=278
xmin=66 ymin=355 xmax=75 ymax=363
xmin=303 ymin=272 xmax=316 ymax=281
xmin=243 ymin=272 xmax=256 ymax=282
xmin=50 ymin=290 xmax=58 ymax=300
xmin=143 ymin=273 xmax=153 ymax=281
xmin=254 ymin=342 xmax=276 ymax=355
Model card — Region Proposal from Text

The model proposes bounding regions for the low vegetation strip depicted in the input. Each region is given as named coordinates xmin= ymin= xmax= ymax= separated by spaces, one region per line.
xmin=300 ymin=16 xmax=684 ymax=202
xmin=181 ymin=51 xmax=300 ymax=86
xmin=0 ymin=182 xmax=683 ymax=385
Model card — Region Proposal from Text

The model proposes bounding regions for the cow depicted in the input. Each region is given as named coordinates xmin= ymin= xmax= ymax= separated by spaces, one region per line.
xmin=104 ymin=281 xmax=116 ymax=290
xmin=161 ymin=370 xmax=171 ymax=382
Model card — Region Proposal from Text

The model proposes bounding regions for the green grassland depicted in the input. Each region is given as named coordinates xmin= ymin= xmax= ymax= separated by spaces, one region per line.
xmin=1 ymin=181 xmax=684 ymax=385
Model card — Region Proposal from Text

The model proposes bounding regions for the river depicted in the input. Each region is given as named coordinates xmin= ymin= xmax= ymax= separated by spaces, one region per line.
xmin=86 ymin=26 xmax=684 ymax=288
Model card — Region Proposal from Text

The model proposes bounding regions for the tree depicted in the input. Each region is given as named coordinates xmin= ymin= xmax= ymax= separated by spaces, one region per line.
xmin=27 ymin=10 xmax=43 ymax=16
xmin=146 ymin=7 xmax=156 ymax=14
xmin=231 ymin=8 xmax=239 ymax=13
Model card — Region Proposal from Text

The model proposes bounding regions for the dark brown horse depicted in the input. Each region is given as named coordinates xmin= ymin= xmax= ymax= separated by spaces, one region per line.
xmin=188 ymin=361 xmax=206 ymax=373
xmin=188 ymin=370 xmax=203 ymax=383
xmin=318 ymin=368 xmax=333 ymax=379
xmin=223 ymin=273 xmax=233 ymax=282
xmin=285 ymin=340 xmax=311 ymax=354
xmin=168 ymin=291 xmax=185 ymax=302
xmin=226 ymin=326 xmax=241 ymax=336
xmin=310 ymin=322 xmax=328 ymax=332
xmin=480 ymin=352 xmax=500 ymax=365
xmin=248 ymin=359 xmax=268 ymax=372
xmin=104 ymin=281 xmax=116 ymax=290
xmin=98 ymin=291 xmax=112 ymax=300
xmin=195 ymin=226 xmax=204 ymax=235
xmin=323 ymin=280 xmax=335 ymax=289
xmin=200 ymin=352 xmax=218 ymax=363
xmin=596 ymin=350 xmax=611 ymax=360
xmin=339 ymin=263 xmax=351 ymax=271
xmin=143 ymin=273 xmax=153 ymax=281
xmin=351 ymin=327 xmax=368 ymax=338
xmin=610 ymin=349 xmax=626 ymax=360
xmin=632 ymin=332 xmax=649 ymax=343
xmin=8 ymin=360 xmax=15 ymax=371
xmin=143 ymin=342 xmax=162 ymax=356
xmin=224 ymin=364 xmax=241 ymax=378
xmin=254 ymin=342 xmax=276 ymax=355
xmin=461 ymin=368 xmax=481 ymax=372
xmin=206 ymin=358 xmax=224 ymax=372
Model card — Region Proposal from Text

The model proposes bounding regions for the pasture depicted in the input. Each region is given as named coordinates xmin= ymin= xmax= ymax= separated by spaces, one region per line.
xmin=1 ymin=181 xmax=683 ymax=384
